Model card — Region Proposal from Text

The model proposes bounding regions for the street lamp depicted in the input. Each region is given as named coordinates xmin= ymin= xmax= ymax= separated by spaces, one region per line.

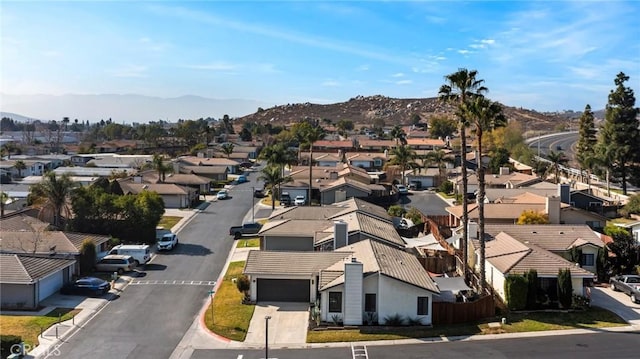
xmin=252 ymin=186 xmax=255 ymax=223
xmin=265 ymin=315 xmax=271 ymax=359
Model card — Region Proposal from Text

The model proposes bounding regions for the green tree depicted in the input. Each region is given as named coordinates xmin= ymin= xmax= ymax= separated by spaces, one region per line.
xmin=336 ymin=119 xmax=354 ymax=138
xmin=517 ymin=210 xmax=550 ymax=224
xmin=300 ymin=124 xmax=325 ymax=205
xmin=621 ymin=194 xmax=640 ymax=217
xmin=595 ymin=72 xmax=640 ymax=195
xmin=526 ymin=270 xmax=539 ymax=309
xmin=604 ymin=224 xmax=639 ymax=274
xmin=259 ymin=143 xmax=297 ymax=177
xmin=428 ymin=116 xmax=457 ymax=140
xmin=257 ymin=165 xmax=293 ymax=210
xmin=504 ymin=274 xmax=528 ymax=310
xmin=424 ymin=149 xmax=454 ymax=184
xmin=487 ymin=147 xmax=511 ymax=174
xmin=557 ymin=268 xmax=573 ymax=309
xmin=0 ymin=191 xmax=8 ymax=217
xmin=576 ymin=104 xmax=598 ymax=186
xmin=152 ymin=153 xmax=172 ymax=182
xmin=220 ymin=143 xmax=235 ymax=158
xmin=545 ymin=150 xmax=568 ymax=184
xmin=79 ymin=238 xmax=96 ymax=275
xmin=29 ymin=172 xmax=76 ymax=229
xmin=387 ymin=145 xmax=418 ymax=185
xmin=439 ymin=68 xmax=488 ymax=278
xmin=462 ymin=96 xmax=506 ymax=291
xmin=14 ymin=160 xmax=27 ymax=178
xmin=389 ymin=125 xmax=406 ymax=146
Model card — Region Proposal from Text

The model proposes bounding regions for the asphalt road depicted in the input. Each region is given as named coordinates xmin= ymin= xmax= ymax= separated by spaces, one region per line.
xmin=528 ymin=132 xmax=579 ymax=162
xmin=191 ymin=331 xmax=640 ymax=359
xmin=52 ymin=177 xmax=258 ymax=359
xmin=398 ymin=191 xmax=451 ymax=216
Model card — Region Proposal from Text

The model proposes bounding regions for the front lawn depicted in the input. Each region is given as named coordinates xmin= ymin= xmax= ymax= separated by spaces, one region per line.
xmin=237 ymin=238 xmax=260 ymax=248
xmin=157 ymin=216 xmax=182 ymax=231
xmin=0 ymin=308 xmax=80 ymax=348
xmin=307 ymin=307 xmax=627 ymax=343
xmin=204 ymin=261 xmax=254 ymax=341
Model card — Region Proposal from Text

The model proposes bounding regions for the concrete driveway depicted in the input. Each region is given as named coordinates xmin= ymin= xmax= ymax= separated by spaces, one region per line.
xmin=244 ymin=302 xmax=310 ymax=345
xmin=590 ymin=286 xmax=640 ymax=326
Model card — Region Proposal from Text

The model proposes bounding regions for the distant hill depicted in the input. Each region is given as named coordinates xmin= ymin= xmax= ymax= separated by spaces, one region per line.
xmin=237 ymin=95 xmax=574 ymax=132
xmin=0 ymin=94 xmax=270 ymax=123
xmin=0 ymin=112 xmax=43 ymax=123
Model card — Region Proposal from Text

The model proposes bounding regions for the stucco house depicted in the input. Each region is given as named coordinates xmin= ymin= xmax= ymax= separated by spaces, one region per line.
xmin=118 ymin=181 xmax=194 ymax=208
xmin=243 ymin=239 xmax=440 ymax=325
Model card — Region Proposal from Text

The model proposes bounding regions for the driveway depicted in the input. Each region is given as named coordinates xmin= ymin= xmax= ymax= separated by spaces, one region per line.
xmin=590 ymin=286 xmax=640 ymax=326
xmin=244 ymin=302 xmax=310 ymax=345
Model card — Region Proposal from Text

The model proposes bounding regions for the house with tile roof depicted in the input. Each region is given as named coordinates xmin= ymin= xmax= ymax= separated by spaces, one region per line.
xmin=118 ymin=179 xmax=196 ymax=208
xmin=243 ymin=239 xmax=439 ymax=325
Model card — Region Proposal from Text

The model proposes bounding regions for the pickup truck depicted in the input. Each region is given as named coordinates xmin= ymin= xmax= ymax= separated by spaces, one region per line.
xmin=610 ymin=274 xmax=640 ymax=303
xmin=229 ymin=222 xmax=262 ymax=239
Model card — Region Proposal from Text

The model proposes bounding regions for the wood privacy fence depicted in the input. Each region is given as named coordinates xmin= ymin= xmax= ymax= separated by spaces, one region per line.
xmin=432 ymin=295 xmax=495 ymax=325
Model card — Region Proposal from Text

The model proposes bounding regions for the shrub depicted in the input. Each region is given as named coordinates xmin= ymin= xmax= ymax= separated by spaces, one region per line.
xmin=406 ymin=316 xmax=423 ymax=326
xmin=557 ymin=268 xmax=573 ymax=309
xmin=330 ymin=314 xmax=342 ymax=326
xmin=504 ymin=274 xmax=528 ymax=310
xmin=387 ymin=205 xmax=405 ymax=217
xmin=438 ymin=181 xmax=453 ymax=194
xmin=526 ymin=269 xmax=539 ymax=309
xmin=405 ymin=207 xmax=424 ymax=226
xmin=235 ymin=275 xmax=250 ymax=298
xmin=363 ymin=311 xmax=378 ymax=325
xmin=383 ymin=313 xmax=406 ymax=326
xmin=1 ymin=335 xmax=22 ymax=357
xmin=79 ymin=238 xmax=96 ymax=276
xmin=572 ymin=294 xmax=590 ymax=309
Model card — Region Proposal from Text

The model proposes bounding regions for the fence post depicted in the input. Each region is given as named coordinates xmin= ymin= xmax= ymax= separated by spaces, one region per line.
xmin=40 ymin=326 xmax=44 ymax=338
xmin=55 ymin=325 xmax=58 ymax=339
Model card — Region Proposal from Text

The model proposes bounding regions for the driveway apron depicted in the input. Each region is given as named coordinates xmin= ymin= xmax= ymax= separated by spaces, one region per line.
xmin=244 ymin=302 xmax=310 ymax=345
xmin=590 ymin=286 xmax=640 ymax=326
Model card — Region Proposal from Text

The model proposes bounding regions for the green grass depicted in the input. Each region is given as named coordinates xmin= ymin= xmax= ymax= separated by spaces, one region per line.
xmin=237 ymin=238 xmax=260 ymax=247
xmin=0 ymin=308 xmax=80 ymax=348
xmin=204 ymin=261 xmax=255 ymax=341
xmin=157 ymin=216 xmax=182 ymax=231
xmin=438 ymin=192 xmax=456 ymax=199
xmin=307 ymin=307 xmax=627 ymax=343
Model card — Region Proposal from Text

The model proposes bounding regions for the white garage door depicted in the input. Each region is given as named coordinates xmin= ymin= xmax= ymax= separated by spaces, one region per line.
xmin=38 ymin=271 xmax=64 ymax=301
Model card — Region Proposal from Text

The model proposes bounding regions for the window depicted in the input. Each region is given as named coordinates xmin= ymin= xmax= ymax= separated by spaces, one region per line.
xmin=365 ymin=293 xmax=376 ymax=312
xmin=581 ymin=253 xmax=595 ymax=266
xmin=328 ymin=292 xmax=342 ymax=313
xmin=374 ymin=159 xmax=382 ymax=167
xmin=417 ymin=296 xmax=429 ymax=315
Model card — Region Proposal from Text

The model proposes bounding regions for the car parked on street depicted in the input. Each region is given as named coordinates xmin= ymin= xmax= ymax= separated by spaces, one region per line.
xmin=157 ymin=233 xmax=178 ymax=251
xmin=60 ymin=277 xmax=111 ymax=296
xmin=94 ymin=255 xmax=135 ymax=274
xmin=294 ymin=195 xmax=306 ymax=206
xmin=396 ymin=184 xmax=409 ymax=195
xmin=217 ymin=189 xmax=229 ymax=200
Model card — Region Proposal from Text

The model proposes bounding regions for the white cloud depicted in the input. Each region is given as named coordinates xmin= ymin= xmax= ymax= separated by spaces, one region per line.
xmin=184 ymin=62 xmax=238 ymax=71
xmin=457 ymin=49 xmax=471 ymax=55
xmin=356 ymin=64 xmax=370 ymax=71
xmin=396 ymin=80 xmax=412 ymax=85
xmin=108 ymin=65 xmax=147 ymax=78
xmin=392 ymin=73 xmax=405 ymax=78
xmin=322 ymin=80 xmax=341 ymax=87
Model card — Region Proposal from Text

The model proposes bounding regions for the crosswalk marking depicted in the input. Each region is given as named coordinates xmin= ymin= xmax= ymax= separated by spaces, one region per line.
xmin=129 ymin=280 xmax=216 ymax=286
xmin=352 ymin=344 xmax=368 ymax=359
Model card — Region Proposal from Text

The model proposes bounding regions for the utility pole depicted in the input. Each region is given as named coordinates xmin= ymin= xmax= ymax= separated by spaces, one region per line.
xmin=252 ymin=186 xmax=255 ymax=223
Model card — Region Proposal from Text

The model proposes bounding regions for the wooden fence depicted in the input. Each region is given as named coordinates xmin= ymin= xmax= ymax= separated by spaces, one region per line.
xmin=432 ymin=294 xmax=495 ymax=325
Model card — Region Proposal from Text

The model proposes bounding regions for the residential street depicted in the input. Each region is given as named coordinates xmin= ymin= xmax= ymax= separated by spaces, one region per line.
xmin=399 ymin=191 xmax=452 ymax=216
xmin=50 ymin=179 xmax=257 ymax=359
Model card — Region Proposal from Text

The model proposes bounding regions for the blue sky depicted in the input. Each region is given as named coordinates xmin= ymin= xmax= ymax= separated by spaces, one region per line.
xmin=2 ymin=1 xmax=639 ymax=113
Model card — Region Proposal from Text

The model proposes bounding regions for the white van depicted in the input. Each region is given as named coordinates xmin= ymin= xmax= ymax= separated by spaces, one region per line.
xmin=108 ymin=244 xmax=151 ymax=266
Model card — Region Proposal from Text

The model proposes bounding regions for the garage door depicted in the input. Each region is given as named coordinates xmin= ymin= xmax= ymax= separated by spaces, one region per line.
xmin=257 ymin=279 xmax=310 ymax=302
xmin=38 ymin=271 xmax=63 ymax=301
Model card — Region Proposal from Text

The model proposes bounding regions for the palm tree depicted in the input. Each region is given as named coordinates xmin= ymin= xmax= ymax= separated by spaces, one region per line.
xmin=389 ymin=125 xmax=406 ymax=147
xmin=462 ymin=96 xmax=506 ymax=291
xmin=152 ymin=153 xmax=172 ymax=182
xmin=425 ymin=149 xmax=454 ymax=186
xmin=546 ymin=151 xmax=569 ymax=184
xmin=438 ymin=68 xmax=487 ymax=279
xmin=14 ymin=160 xmax=27 ymax=178
xmin=258 ymin=165 xmax=293 ymax=210
xmin=302 ymin=125 xmax=325 ymax=206
xmin=259 ymin=143 xmax=297 ymax=177
xmin=220 ymin=143 xmax=235 ymax=158
xmin=29 ymin=172 xmax=76 ymax=229
xmin=1 ymin=191 xmax=9 ymax=217
xmin=387 ymin=145 xmax=419 ymax=185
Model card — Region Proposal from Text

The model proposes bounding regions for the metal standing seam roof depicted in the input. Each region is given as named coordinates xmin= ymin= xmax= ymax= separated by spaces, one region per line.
xmin=259 ymin=219 xmax=333 ymax=237
xmin=321 ymin=240 xmax=439 ymax=293
xmin=0 ymin=254 xmax=76 ymax=284
xmin=484 ymin=224 xmax=604 ymax=251
xmin=243 ymin=250 xmax=350 ymax=276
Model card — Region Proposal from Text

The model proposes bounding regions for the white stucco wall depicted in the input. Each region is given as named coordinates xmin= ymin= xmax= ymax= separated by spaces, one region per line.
xmin=377 ymin=275 xmax=434 ymax=325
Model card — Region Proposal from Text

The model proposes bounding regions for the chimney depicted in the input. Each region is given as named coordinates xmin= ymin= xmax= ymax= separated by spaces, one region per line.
xmin=383 ymin=149 xmax=388 ymax=158
xmin=133 ymin=175 xmax=142 ymax=184
xmin=499 ymin=167 xmax=510 ymax=175
xmin=468 ymin=221 xmax=478 ymax=239
xmin=546 ymin=196 xmax=561 ymax=224
xmin=558 ymin=183 xmax=571 ymax=204
xmin=333 ymin=220 xmax=348 ymax=249
xmin=172 ymin=160 xmax=181 ymax=174
xmin=343 ymin=258 xmax=363 ymax=325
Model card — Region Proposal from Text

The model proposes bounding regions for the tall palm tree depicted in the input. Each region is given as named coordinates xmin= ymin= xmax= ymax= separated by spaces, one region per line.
xmin=546 ymin=150 xmax=569 ymax=184
xmin=439 ymin=68 xmax=487 ymax=279
xmin=389 ymin=125 xmax=406 ymax=147
xmin=30 ymin=172 xmax=76 ymax=229
xmin=462 ymin=96 xmax=506 ymax=291
xmin=220 ymin=143 xmax=235 ymax=158
xmin=14 ymin=160 xmax=27 ymax=178
xmin=152 ymin=153 xmax=172 ymax=182
xmin=258 ymin=165 xmax=293 ymax=210
xmin=302 ymin=125 xmax=325 ymax=206
xmin=425 ymin=149 xmax=454 ymax=186
xmin=259 ymin=143 xmax=297 ymax=177
xmin=387 ymin=145 xmax=419 ymax=185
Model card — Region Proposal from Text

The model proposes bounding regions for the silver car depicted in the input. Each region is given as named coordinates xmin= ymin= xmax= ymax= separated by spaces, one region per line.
xmin=95 ymin=255 xmax=135 ymax=274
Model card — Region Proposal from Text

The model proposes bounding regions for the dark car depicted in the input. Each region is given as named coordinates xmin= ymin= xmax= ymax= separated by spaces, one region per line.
xmin=253 ymin=188 xmax=265 ymax=198
xmin=60 ymin=277 xmax=111 ymax=296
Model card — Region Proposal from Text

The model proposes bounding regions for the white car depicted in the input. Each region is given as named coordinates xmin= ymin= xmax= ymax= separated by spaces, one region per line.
xmin=294 ymin=195 xmax=306 ymax=206
xmin=396 ymin=185 xmax=409 ymax=195
xmin=157 ymin=233 xmax=178 ymax=251
xmin=217 ymin=189 xmax=228 ymax=200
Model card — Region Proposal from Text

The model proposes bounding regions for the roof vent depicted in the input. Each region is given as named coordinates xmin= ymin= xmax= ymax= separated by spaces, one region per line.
xmin=559 ymin=231 xmax=564 ymax=234
xmin=532 ymin=231 xmax=537 ymax=234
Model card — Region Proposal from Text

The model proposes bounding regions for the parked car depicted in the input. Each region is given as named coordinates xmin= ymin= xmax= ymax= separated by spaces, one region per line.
xmin=217 ymin=189 xmax=229 ymax=200
xmin=610 ymin=274 xmax=640 ymax=303
xmin=94 ymin=255 xmax=135 ymax=274
xmin=294 ymin=195 xmax=306 ymax=206
xmin=236 ymin=175 xmax=248 ymax=183
xmin=60 ymin=277 xmax=111 ymax=296
xmin=108 ymin=244 xmax=151 ymax=266
xmin=408 ymin=181 xmax=422 ymax=190
xmin=229 ymin=222 xmax=263 ymax=239
xmin=396 ymin=184 xmax=409 ymax=195
xmin=157 ymin=233 xmax=178 ymax=251
xmin=279 ymin=192 xmax=292 ymax=206
xmin=253 ymin=188 xmax=265 ymax=198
